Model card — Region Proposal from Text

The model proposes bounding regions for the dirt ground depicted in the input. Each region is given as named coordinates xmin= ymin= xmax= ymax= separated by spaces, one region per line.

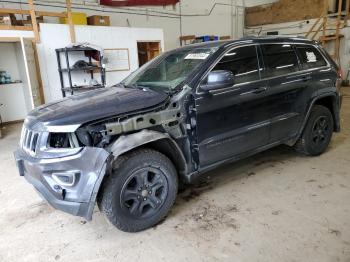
xmin=0 ymin=90 xmax=350 ymax=262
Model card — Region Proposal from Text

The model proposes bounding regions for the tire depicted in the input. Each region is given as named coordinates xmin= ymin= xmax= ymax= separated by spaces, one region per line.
xmin=294 ymin=105 xmax=334 ymax=156
xmin=98 ymin=148 xmax=178 ymax=232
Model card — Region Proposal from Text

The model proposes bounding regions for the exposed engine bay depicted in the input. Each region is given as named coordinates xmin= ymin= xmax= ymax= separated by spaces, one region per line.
xmin=47 ymin=86 xmax=198 ymax=174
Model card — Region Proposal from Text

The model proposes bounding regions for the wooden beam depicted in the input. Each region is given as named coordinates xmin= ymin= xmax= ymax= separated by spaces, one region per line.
xmin=0 ymin=37 xmax=21 ymax=42
xmin=0 ymin=8 xmax=30 ymax=15
xmin=36 ymin=11 xmax=67 ymax=18
xmin=66 ymin=0 xmax=76 ymax=43
xmin=28 ymin=0 xmax=40 ymax=43
xmin=310 ymin=21 xmax=324 ymax=40
xmin=32 ymin=39 xmax=46 ymax=104
xmin=0 ymin=25 xmax=33 ymax=31
xmin=179 ymin=35 xmax=196 ymax=41
xmin=0 ymin=8 xmax=66 ymax=18
xmin=305 ymin=16 xmax=322 ymax=38
xmin=345 ymin=0 xmax=350 ymax=25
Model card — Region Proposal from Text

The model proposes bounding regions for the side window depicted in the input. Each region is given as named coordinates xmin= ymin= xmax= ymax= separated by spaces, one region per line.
xmin=296 ymin=45 xmax=327 ymax=69
xmin=212 ymin=46 xmax=260 ymax=84
xmin=261 ymin=44 xmax=299 ymax=77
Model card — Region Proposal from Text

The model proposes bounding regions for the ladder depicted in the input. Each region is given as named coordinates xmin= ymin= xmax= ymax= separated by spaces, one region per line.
xmin=305 ymin=0 xmax=350 ymax=65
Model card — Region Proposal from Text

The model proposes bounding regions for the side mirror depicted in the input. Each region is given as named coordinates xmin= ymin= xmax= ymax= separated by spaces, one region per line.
xmin=201 ymin=70 xmax=235 ymax=91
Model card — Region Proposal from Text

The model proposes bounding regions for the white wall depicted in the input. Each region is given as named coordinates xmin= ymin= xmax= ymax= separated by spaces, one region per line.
xmin=0 ymin=83 xmax=27 ymax=122
xmin=0 ymin=0 xmax=271 ymax=50
xmin=0 ymin=30 xmax=34 ymax=39
xmin=38 ymin=23 xmax=164 ymax=102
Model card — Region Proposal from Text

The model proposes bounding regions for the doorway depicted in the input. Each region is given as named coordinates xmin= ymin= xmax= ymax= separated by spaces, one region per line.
xmin=137 ymin=41 xmax=161 ymax=67
xmin=0 ymin=37 xmax=44 ymax=125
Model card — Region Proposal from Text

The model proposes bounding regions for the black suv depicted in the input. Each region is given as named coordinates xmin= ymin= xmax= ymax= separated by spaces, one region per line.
xmin=15 ymin=37 xmax=342 ymax=232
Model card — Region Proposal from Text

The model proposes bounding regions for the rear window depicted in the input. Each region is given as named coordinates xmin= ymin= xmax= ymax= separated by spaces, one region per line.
xmin=261 ymin=44 xmax=299 ymax=77
xmin=296 ymin=45 xmax=327 ymax=69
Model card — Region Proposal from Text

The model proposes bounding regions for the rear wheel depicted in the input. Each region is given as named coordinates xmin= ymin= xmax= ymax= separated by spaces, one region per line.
xmin=98 ymin=148 xmax=178 ymax=232
xmin=294 ymin=105 xmax=333 ymax=156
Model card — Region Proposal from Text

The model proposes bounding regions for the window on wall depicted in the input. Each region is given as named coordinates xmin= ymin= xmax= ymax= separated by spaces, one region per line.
xmin=261 ymin=44 xmax=299 ymax=77
xmin=213 ymin=45 xmax=260 ymax=85
xmin=296 ymin=45 xmax=327 ymax=69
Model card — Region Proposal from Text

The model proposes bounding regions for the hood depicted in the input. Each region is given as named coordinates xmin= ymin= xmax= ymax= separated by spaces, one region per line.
xmin=28 ymin=86 xmax=168 ymax=127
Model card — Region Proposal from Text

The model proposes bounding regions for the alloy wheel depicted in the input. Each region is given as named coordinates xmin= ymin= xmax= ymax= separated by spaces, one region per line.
xmin=312 ymin=116 xmax=330 ymax=146
xmin=120 ymin=167 xmax=168 ymax=219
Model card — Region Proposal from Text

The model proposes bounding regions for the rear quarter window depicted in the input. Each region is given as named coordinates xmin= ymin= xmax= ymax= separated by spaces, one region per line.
xmin=296 ymin=45 xmax=327 ymax=69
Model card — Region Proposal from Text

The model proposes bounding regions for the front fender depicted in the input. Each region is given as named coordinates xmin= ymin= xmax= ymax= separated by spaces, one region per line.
xmin=110 ymin=129 xmax=178 ymax=158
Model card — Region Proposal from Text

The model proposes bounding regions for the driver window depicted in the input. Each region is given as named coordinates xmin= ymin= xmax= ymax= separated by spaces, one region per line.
xmin=213 ymin=45 xmax=260 ymax=84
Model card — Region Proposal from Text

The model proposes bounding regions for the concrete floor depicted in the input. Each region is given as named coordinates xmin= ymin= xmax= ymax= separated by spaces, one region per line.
xmin=1 ymin=90 xmax=350 ymax=262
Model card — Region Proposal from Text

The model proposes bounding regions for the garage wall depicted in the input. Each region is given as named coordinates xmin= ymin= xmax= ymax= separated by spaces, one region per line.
xmin=245 ymin=19 xmax=350 ymax=74
xmin=245 ymin=0 xmax=326 ymax=26
xmin=37 ymin=23 xmax=164 ymax=102
xmin=0 ymin=0 xmax=278 ymax=50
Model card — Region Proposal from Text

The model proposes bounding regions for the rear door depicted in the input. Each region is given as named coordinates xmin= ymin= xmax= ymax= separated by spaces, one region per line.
xmin=260 ymin=43 xmax=310 ymax=143
xmin=195 ymin=45 xmax=270 ymax=167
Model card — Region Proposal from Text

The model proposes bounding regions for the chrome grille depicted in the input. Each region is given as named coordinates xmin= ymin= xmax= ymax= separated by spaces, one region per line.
xmin=21 ymin=127 xmax=40 ymax=155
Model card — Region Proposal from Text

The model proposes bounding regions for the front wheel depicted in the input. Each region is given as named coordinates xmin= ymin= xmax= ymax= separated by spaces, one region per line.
xmin=294 ymin=105 xmax=334 ymax=156
xmin=98 ymin=148 xmax=178 ymax=232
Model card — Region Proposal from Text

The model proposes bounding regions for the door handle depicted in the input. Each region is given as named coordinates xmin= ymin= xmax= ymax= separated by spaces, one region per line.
xmin=252 ymin=87 xmax=267 ymax=94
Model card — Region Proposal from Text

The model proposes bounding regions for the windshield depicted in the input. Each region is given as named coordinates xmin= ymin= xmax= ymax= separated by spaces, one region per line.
xmin=122 ymin=46 xmax=219 ymax=91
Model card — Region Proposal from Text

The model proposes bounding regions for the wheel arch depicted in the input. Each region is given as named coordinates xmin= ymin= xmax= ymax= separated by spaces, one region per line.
xmin=300 ymin=93 xmax=340 ymax=137
xmin=109 ymin=129 xmax=188 ymax=178
xmin=93 ymin=130 xmax=187 ymax=219
xmin=313 ymin=95 xmax=340 ymax=132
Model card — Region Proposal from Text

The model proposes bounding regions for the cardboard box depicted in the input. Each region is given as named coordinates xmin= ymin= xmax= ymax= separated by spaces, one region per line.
xmin=87 ymin=15 xmax=110 ymax=26
xmin=22 ymin=15 xmax=44 ymax=25
xmin=0 ymin=14 xmax=12 ymax=26
xmin=60 ymin=12 xmax=87 ymax=25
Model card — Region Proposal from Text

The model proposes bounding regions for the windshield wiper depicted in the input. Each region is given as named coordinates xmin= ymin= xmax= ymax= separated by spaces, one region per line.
xmin=126 ymin=84 xmax=159 ymax=93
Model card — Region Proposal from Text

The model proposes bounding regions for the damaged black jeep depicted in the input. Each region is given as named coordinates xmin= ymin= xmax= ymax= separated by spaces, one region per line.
xmin=15 ymin=37 xmax=342 ymax=232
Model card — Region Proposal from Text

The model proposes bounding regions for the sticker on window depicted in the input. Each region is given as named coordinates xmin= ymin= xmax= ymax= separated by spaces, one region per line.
xmin=185 ymin=53 xmax=210 ymax=60
xmin=306 ymin=51 xmax=317 ymax=63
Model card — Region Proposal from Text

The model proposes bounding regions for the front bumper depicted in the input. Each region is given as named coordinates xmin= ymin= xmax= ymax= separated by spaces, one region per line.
xmin=14 ymin=147 xmax=110 ymax=220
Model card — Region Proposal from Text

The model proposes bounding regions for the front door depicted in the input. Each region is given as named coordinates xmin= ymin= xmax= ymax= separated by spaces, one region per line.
xmin=195 ymin=45 xmax=270 ymax=167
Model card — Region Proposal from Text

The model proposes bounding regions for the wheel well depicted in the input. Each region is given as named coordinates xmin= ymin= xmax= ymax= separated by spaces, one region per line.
xmin=145 ymin=138 xmax=187 ymax=177
xmin=97 ymin=138 xmax=187 ymax=211
xmin=108 ymin=138 xmax=188 ymax=178
xmin=314 ymin=96 xmax=337 ymax=130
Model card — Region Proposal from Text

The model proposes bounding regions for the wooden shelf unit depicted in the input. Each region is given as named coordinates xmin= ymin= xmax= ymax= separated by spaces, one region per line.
xmin=0 ymin=0 xmax=76 ymax=44
xmin=305 ymin=0 xmax=350 ymax=65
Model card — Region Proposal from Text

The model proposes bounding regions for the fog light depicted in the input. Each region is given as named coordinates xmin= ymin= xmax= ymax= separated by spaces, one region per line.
xmin=52 ymin=172 xmax=77 ymax=186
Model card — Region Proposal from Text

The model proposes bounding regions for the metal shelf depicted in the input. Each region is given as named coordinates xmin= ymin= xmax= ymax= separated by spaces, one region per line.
xmin=59 ymin=66 xmax=101 ymax=72
xmin=56 ymin=46 xmax=106 ymax=97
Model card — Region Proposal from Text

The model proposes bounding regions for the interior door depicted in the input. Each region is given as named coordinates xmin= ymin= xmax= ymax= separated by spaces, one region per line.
xmin=259 ymin=43 xmax=310 ymax=142
xmin=137 ymin=41 xmax=161 ymax=67
xmin=195 ymin=45 xmax=270 ymax=167
xmin=21 ymin=38 xmax=44 ymax=108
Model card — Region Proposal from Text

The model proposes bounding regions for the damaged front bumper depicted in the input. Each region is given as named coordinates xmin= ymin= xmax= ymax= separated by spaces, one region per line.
xmin=14 ymin=147 xmax=110 ymax=220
